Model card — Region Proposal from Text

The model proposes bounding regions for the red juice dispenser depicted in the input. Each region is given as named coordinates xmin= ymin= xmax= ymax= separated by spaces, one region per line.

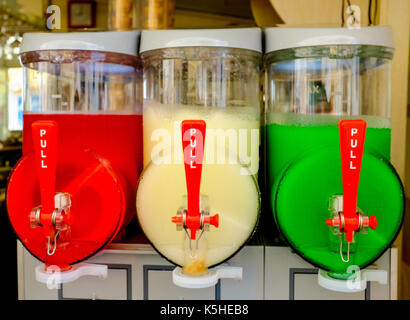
xmin=6 ymin=31 xmax=142 ymax=283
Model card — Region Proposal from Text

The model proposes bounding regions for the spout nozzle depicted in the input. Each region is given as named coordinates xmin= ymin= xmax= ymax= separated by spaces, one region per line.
xmin=190 ymin=228 xmax=197 ymax=240
xmin=345 ymin=231 xmax=354 ymax=243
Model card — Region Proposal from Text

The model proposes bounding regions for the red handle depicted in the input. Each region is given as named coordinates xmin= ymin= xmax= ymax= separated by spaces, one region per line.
xmin=326 ymin=119 xmax=377 ymax=243
xmin=32 ymin=121 xmax=58 ymax=215
xmin=181 ymin=120 xmax=206 ymax=240
xmin=171 ymin=120 xmax=219 ymax=239
xmin=339 ymin=119 xmax=366 ymax=222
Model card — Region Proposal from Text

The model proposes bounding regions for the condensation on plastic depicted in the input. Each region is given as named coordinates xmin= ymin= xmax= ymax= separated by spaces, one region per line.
xmin=20 ymin=50 xmax=142 ymax=114
xmin=264 ymin=45 xmax=393 ymax=121
xmin=141 ymin=46 xmax=261 ymax=108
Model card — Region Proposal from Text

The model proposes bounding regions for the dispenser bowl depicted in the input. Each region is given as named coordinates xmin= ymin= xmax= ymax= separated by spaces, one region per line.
xmin=273 ymin=146 xmax=405 ymax=274
xmin=7 ymin=148 xmax=125 ymax=266
xmin=136 ymin=157 xmax=260 ymax=269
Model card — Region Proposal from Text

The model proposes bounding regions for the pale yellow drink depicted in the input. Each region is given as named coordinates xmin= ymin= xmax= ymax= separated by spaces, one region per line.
xmin=136 ymin=102 xmax=260 ymax=270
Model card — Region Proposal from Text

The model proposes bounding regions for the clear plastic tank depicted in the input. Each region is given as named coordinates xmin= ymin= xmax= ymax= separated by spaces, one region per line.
xmin=136 ymin=28 xmax=261 ymax=275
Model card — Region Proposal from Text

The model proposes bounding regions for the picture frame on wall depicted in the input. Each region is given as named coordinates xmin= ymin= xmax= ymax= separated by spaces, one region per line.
xmin=68 ymin=1 xmax=96 ymax=29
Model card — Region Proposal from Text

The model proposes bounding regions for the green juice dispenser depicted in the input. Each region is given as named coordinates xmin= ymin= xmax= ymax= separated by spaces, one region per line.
xmin=264 ymin=26 xmax=405 ymax=291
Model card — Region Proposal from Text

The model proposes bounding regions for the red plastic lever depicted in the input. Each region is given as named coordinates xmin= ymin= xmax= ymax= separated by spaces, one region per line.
xmin=326 ymin=119 xmax=377 ymax=243
xmin=171 ymin=120 xmax=219 ymax=240
xmin=182 ymin=120 xmax=206 ymax=240
xmin=339 ymin=119 xmax=366 ymax=240
xmin=31 ymin=120 xmax=72 ymax=270
xmin=32 ymin=121 xmax=58 ymax=216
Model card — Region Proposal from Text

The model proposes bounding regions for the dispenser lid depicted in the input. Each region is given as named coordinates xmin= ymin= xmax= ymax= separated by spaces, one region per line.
xmin=139 ymin=28 xmax=262 ymax=53
xmin=264 ymin=26 xmax=394 ymax=53
xmin=20 ymin=31 xmax=140 ymax=56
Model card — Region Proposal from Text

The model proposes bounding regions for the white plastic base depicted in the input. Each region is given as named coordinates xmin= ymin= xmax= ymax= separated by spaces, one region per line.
xmin=318 ymin=268 xmax=388 ymax=293
xmin=35 ymin=263 xmax=108 ymax=288
xmin=172 ymin=265 xmax=243 ymax=289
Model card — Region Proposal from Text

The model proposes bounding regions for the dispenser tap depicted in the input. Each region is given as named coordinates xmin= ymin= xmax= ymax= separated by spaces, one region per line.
xmin=326 ymin=120 xmax=377 ymax=259
xmin=171 ymin=120 xmax=219 ymax=241
xmin=28 ymin=121 xmax=71 ymax=259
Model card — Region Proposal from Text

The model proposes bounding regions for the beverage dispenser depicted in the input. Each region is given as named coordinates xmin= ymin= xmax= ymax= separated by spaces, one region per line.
xmin=136 ymin=28 xmax=261 ymax=287
xmin=6 ymin=31 xmax=143 ymax=282
xmin=264 ymin=26 xmax=404 ymax=290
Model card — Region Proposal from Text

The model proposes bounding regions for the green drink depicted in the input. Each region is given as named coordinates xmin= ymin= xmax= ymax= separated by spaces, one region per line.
xmin=263 ymin=27 xmax=404 ymax=281
xmin=267 ymin=113 xmax=404 ymax=274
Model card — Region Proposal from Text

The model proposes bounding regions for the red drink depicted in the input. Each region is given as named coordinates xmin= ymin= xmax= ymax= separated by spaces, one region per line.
xmin=8 ymin=113 xmax=142 ymax=266
xmin=23 ymin=113 xmax=143 ymax=223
